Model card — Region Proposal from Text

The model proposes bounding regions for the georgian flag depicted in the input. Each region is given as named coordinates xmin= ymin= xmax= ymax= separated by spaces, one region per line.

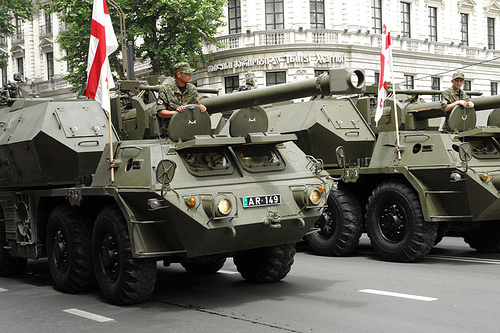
xmin=375 ymin=23 xmax=392 ymax=125
xmin=85 ymin=0 xmax=118 ymax=112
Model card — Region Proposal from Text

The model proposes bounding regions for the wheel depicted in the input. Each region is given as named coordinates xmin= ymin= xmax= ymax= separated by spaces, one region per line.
xmin=92 ymin=204 xmax=157 ymax=305
xmin=181 ymin=258 xmax=226 ymax=274
xmin=365 ymin=181 xmax=437 ymax=262
xmin=233 ymin=243 xmax=295 ymax=283
xmin=463 ymin=221 xmax=500 ymax=252
xmin=0 ymin=220 xmax=27 ymax=277
xmin=306 ymin=187 xmax=363 ymax=256
xmin=46 ymin=205 xmax=96 ymax=292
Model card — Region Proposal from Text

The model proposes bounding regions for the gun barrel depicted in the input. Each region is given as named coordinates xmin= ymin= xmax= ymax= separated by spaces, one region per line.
xmin=203 ymin=69 xmax=365 ymax=114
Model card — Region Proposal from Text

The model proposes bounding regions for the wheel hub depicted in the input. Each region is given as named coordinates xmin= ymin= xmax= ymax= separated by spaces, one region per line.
xmin=53 ymin=229 xmax=68 ymax=272
xmin=100 ymin=233 xmax=119 ymax=280
xmin=316 ymin=207 xmax=334 ymax=238
xmin=380 ymin=203 xmax=407 ymax=242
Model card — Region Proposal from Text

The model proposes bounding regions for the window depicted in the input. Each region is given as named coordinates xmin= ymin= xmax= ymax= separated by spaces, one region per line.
xmin=46 ymin=52 xmax=54 ymax=80
xmin=431 ymin=77 xmax=440 ymax=101
xmin=15 ymin=18 xmax=23 ymax=41
xmin=266 ymin=71 xmax=286 ymax=86
xmin=310 ymin=0 xmax=325 ymax=29
xmin=372 ymin=0 xmax=382 ymax=34
xmin=374 ymin=71 xmax=380 ymax=84
xmin=488 ymin=17 xmax=495 ymax=50
xmin=225 ymin=75 xmax=239 ymax=94
xmin=1 ymin=68 xmax=6 ymax=86
xmin=429 ymin=6 xmax=437 ymax=41
xmin=464 ymin=80 xmax=471 ymax=91
xmin=228 ymin=0 xmax=241 ymax=34
xmin=266 ymin=0 xmax=284 ymax=30
xmin=16 ymin=57 xmax=24 ymax=76
xmin=45 ymin=12 xmax=52 ymax=34
xmin=401 ymin=2 xmax=411 ymax=38
xmin=491 ymin=82 xmax=498 ymax=96
xmin=0 ymin=35 xmax=5 ymax=45
xmin=403 ymin=74 xmax=414 ymax=89
xmin=461 ymin=13 xmax=468 ymax=46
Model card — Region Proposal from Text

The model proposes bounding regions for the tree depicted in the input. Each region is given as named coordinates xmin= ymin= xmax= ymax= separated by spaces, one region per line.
xmin=0 ymin=0 xmax=34 ymax=69
xmin=48 ymin=0 xmax=225 ymax=94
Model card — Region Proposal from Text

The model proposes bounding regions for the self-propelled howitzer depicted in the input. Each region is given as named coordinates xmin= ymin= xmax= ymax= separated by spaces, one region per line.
xmin=0 ymin=74 xmax=335 ymax=305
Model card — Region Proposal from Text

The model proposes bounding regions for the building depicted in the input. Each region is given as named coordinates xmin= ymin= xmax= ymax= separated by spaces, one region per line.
xmin=2 ymin=0 xmax=500 ymax=100
xmin=194 ymin=0 xmax=500 ymax=101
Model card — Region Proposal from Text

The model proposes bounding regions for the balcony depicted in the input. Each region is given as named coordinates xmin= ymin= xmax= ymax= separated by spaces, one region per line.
xmin=39 ymin=24 xmax=53 ymax=36
xmin=13 ymin=31 xmax=24 ymax=43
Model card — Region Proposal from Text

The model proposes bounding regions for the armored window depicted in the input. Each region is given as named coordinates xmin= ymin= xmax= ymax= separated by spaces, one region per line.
xmin=16 ymin=57 xmax=24 ymax=76
xmin=225 ymin=75 xmax=239 ymax=94
xmin=488 ymin=17 xmax=495 ymax=50
xmin=266 ymin=0 xmax=284 ymax=30
xmin=266 ymin=71 xmax=286 ymax=86
xmin=464 ymin=80 xmax=471 ymax=91
xmin=491 ymin=82 xmax=498 ymax=96
xmin=228 ymin=0 xmax=241 ymax=34
xmin=429 ymin=6 xmax=437 ymax=42
xmin=310 ymin=0 xmax=325 ymax=29
xmin=15 ymin=18 xmax=23 ymax=41
xmin=47 ymin=52 xmax=54 ymax=80
xmin=401 ymin=2 xmax=411 ymax=38
xmin=431 ymin=77 xmax=440 ymax=101
xmin=461 ymin=13 xmax=469 ymax=46
xmin=372 ymin=0 xmax=382 ymax=34
xmin=314 ymin=69 xmax=328 ymax=77
xmin=403 ymin=74 xmax=414 ymax=90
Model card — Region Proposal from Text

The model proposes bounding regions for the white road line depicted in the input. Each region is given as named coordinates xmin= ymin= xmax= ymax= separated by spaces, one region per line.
xmin=359 ymin=289 xmax=438 ymax=302
xmin=219 ymin=269 xmax=239 ymax=275
xmin=63 ymin=308 xmax=114 ymax=322
xmin=428 ymin=255 xmax=500 ymax=265
xmin=0 ymin=287 xmax=8 ymax=292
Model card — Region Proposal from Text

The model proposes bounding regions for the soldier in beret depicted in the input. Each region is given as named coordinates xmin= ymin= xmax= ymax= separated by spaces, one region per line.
xmin=156 ymin=62 xmax=207 ymax=131
xmin=441 ymin=72 xmax=474 ymax=132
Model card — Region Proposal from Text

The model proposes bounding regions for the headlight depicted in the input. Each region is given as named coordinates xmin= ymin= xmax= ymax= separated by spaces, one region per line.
xmin=308 ymin=189 xmax=321 ymax=205
xmin=217 ymin=198 xmax=232 ymax=215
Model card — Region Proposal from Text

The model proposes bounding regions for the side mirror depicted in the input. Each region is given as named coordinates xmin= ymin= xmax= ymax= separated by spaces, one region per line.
xmin=156 ymin=159 xmax=176 ymax=184
xmin=336 ymin=146 xmax=346 ymax=169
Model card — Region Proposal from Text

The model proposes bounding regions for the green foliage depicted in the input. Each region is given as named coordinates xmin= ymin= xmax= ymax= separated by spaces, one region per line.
xmin=0 ymin=0 xmax=34 ymax=68
xmin=47 ymin=0 xmax=225 ymax=94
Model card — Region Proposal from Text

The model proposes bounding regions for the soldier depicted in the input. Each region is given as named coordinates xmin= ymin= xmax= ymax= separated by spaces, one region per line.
xmin=441 ymin=72 xmax=474 ymax=132
xmin=156 ymin=62 xmax=207 ymax=131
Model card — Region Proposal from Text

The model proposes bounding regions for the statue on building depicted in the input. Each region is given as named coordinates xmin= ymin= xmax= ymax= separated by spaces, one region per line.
xmin=237 ymin=72 xmax=257 ymax=91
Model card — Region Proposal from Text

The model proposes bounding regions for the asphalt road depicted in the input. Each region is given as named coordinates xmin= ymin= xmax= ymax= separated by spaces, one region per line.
xmin=1 ymin=235 xmax=499 ymax=333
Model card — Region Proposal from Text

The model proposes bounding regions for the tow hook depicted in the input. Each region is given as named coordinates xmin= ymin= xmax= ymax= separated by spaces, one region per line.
xmin=263 ymin=211 xmax=282 ymax=228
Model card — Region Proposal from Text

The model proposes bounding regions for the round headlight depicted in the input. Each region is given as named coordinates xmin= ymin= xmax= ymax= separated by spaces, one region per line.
xmin=217 ymin=198 xmax=232 ymax=215
xmin=309 ymin=189 xmax=321 ymax=205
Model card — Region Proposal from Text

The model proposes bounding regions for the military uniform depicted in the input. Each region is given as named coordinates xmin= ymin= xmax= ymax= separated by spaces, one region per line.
xmin=441 ymin=72 xmax=470 ymax=133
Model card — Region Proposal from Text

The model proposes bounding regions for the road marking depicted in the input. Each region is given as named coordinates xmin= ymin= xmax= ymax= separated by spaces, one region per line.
xmin=428 ymin=255 xmax=500 ymax=265
xmin=63 ymin=308 xmax=114 ymax=322
xmin=219 ymin=269 xmax=239 ymax=275
xmin=359 ymin=289 xmax=438 ymax=302
xmin=0 ymin=287 xmax=8 ymax=292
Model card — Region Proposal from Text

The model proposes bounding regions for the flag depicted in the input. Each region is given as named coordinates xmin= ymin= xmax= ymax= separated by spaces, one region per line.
xmin=85 ymin=0 xmax=118 ymax=112
xmin=375 ymin=23 xmax=392 ymax=125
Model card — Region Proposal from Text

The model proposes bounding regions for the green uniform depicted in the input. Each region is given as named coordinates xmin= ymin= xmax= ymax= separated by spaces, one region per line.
xmin=441 ymin=87 xmax=470 ymax=133
xmin=156 ymin=82 xmax=200 ymax=132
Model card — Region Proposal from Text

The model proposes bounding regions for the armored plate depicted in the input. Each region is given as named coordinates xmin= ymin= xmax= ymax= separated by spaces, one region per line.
xmin=229 ymin=106 xmax=268 ymax=137
xmin=448 ymin=105 xmax=476 ymax=132
xmin=168 ymin=105 xmax=211 ymax=142
xmin=487 ymin=108 xmax=500 ymax=127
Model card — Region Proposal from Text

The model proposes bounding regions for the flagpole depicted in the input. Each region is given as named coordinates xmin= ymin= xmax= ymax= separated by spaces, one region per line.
xmin=390 ymin=64 xmax=402 ymax=160
xmin=107 ymin=62 xmax=115 ymax=182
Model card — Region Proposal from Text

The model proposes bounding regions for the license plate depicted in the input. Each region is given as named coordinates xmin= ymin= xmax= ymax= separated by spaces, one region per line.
xmin=243 ymin=194 xmax=281 ymax=208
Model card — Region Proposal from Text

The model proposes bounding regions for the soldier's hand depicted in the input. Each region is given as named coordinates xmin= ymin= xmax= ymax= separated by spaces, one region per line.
xmin=200 ymin=104 xmax=207 ymax=113
xmin=176 ymin=105 xmax=185 ymax=112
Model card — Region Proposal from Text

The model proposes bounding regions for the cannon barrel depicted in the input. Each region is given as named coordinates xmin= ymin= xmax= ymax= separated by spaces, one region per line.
xmin=203 ymin=69 xmax=365 ymax=114
xmin=405 ymin=94 xmax=500 ymax=120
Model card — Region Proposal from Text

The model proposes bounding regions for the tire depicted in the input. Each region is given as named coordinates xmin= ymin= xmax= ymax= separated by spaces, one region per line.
xmin=0 ymin=220 xmax=27 ymax=277
xmin=181 ymin=258 xmax=226 ymax=274
xmin=365 ymin=181 xmax=437 ymax=263
xmin=233 ymin=243 xmax=295 ymax=283
xmin=92 ymin=204 xmax=157 ymax=305
xmin=46 ymin=205 xmax=96 ymax=292
xmin=463 ymin=221 xmax=500 ymax=252
xmin=306 ymin=187 xmax=363 ymax=256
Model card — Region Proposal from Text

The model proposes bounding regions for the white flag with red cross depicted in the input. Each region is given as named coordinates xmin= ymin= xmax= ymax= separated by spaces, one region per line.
xmin=375 ymin=23 xmax=392 ymax=126
xmin=85 ymin=0 xmax=118 ymax=112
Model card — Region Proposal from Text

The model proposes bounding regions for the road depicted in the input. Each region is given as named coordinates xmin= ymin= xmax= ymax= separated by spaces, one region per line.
xmin=1 ymin=235 xmax=499 ymax=332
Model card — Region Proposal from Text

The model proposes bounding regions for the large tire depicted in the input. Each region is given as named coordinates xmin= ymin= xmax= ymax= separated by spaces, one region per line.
xmin=92 ymin=204 xmax=157 ymax=305
xmin=0 ymin=220 xmax=27 ymax=277
xmin=233 ymin=243 xmax=295 ymax=283
xmin=46 ymin=205 xmax=96 ymax=292
xmin=181 ymin=258 xmax=226 ymax=274
xmin=365 ymin=181 xmax=437 ymax=263
xmin=463 ymin=221 xmax=500 ymax=252
xmin=306 ymin=187 xmax=363 ymax=256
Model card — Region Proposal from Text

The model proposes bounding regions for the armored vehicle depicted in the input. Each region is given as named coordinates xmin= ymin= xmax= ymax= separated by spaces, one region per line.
xmin=0 ymin=74 xmax=340 ymax=305
xmin=262 ymin=82 xmax=500 ymax=262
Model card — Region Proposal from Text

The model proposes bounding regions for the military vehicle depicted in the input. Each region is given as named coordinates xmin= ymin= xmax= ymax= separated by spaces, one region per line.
xmin=259 ymin=82 xmax=500 ymax=262
xmin=0 ymin=70 xmax=368 ymax=305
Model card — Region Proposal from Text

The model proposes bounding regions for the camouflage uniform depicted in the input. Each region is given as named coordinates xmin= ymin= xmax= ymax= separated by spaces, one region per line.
xmin=441 ymin=87 xmax=470 ymax=133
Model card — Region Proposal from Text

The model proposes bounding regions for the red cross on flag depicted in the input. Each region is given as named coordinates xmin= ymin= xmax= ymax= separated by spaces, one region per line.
xmin=85 ymin=0 xmax=118 ymax=112
xmin=375 ymin=23 xmax=392 ymax=125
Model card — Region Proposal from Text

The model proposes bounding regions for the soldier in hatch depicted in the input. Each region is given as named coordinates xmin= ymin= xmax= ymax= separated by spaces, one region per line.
xmin=441 ymin=72 xmax=474 ymax=132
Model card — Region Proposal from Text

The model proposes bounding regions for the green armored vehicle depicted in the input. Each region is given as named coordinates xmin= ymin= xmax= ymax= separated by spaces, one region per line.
xmin=263 ymin=82 xmax=500 ymax=262
xmin=0 ymin=74 xmax=340 ymax=304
